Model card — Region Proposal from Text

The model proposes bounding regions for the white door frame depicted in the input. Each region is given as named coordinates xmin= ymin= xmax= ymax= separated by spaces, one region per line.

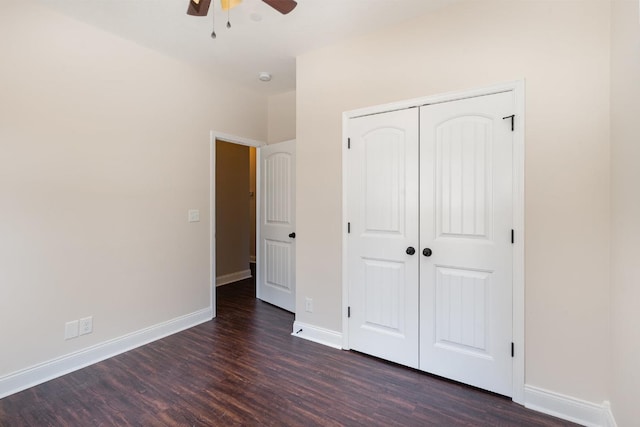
xmin=209 ymin=131 xmax=266 ymax=318
xmin=341 ymin=80 xmax=526 ymax=404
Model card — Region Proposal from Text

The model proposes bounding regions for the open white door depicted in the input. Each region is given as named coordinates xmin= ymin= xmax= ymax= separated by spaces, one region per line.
xmin=257 ymin=140 xmax=296 ymax=312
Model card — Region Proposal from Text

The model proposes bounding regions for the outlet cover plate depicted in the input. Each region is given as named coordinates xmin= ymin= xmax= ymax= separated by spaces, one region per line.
xmin=79 ymin=316 xmax=93 ymax=336
xmin=65 ymin=320 xmax=79 ymax=340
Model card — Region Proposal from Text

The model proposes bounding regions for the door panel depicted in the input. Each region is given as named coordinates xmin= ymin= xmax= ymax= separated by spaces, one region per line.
xmin=264 ymin=240 xmax=292 ymax=291
xmin=348 ymin=108 xmax=419 ymax=368
xmin=257 ymin=140 xmax=296 ymax=312
xmin=435 ymin=266 xmax=490 ymax=355
xmin=362 ymin=258 xmax=406 ymax=335
xmin=438 ymin=117 xmax=491 ymax=238
xmin=420 ymin=92 xmax=514 ymax=396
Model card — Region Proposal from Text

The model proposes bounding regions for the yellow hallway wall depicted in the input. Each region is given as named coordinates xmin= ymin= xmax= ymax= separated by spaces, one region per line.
xmin=215 ymin=141 xmax=250 ymax=278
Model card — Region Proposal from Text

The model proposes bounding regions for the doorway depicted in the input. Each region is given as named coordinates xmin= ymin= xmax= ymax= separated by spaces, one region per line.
xmin=210 ymin=132 xmax=297 ymax=317
xmin=210 ymin=132 xmax=264 ymax=317
xmin=215 ymin=140 xmax=253 ymax=289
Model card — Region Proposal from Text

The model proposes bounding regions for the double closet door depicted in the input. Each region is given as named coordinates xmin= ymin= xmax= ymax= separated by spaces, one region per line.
xmin=347 ymin=91 xmax=514 ymax=397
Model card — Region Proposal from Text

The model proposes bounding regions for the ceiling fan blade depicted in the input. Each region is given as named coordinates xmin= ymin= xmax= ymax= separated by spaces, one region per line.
xmin=262 ymin=0 xmax=297 ymax=15
xmin=187 ymin=0 xmax=211 ymax=16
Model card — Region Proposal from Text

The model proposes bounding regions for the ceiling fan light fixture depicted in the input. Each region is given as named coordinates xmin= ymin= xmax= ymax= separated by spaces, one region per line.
xmin=221 ymin=0 xmax=242 ymax=11
xmin=259 ymin=72 xmax=272 ymax=82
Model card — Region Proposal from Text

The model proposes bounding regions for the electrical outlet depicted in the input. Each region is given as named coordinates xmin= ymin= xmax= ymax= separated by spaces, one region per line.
xmin=65 ymin=320 xmax=79 ymax=340
xmin=305 ymin=297 xmax=313 ymax=313
xmin=79 ymin=316 xmax=93 ymax=336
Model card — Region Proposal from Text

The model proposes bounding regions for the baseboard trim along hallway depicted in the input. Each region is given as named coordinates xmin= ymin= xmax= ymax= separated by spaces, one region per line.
xmin=216 ymin=269 xmax=252 ymax=287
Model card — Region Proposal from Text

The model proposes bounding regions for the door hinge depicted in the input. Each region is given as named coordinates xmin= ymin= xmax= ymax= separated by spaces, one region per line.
xmin=347 ymin=306 xmax=351 ymax=318
xmin=511 ymin=342 xmax=515 ymax=358
xmin=347 ymin=138 xmax=351 ymax=149
xmin=503 ymin=114 xmax=515 ymax=131
xmin=348 ymin=222 xmax=351 ymax=234
xmin=511 ymin=229 xmax=514 ymax=244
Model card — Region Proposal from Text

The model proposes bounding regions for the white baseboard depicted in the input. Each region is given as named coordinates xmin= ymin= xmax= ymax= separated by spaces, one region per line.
xmin=602 ymin=401 xmax=618 ymax=427
xmin=0 ymin=307 xmax=213 ymax=399
xmin=525 ymin=385 xmax=616 ymax=427
xmin=289 ymin=325 xmax=619 ymax=427
xmin=291 ymin=321 xmax=343 ymax=350
xmin=216 ymin=269 xmax=252 ymax=287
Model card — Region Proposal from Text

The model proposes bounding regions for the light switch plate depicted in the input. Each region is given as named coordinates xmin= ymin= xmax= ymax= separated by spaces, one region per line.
xmin=188 ymin=209 xmax=200 ymax=223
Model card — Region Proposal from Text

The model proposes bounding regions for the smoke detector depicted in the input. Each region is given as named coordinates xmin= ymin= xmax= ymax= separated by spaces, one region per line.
xmin=258 ymin=72 xmax=272 ymax=82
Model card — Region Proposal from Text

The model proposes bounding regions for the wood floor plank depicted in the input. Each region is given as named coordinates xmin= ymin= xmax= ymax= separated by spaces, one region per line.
xmin=0 ymin=278 xmax=577 ymax=426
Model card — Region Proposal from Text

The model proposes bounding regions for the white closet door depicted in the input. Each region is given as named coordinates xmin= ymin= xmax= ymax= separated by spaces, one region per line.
xmin=419 ymin=91 xmax=514 ymax=396
xmin=347 ymin=108 xmax=419 ymax=368
xmin=257 ymin=140 xmax=296 ymax=313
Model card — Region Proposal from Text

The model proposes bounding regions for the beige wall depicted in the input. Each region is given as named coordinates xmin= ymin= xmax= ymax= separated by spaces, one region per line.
xmin=268 ymin=90 xmax=296 ymax=143
xmin=215 ymin=141 xmax=251 ymax=277
xmin=610 ymin=1 xmax=640 ymax=425
xmin=296 ymin=0 xmax=611 ymax=404
xmin=0 ymin=3 xmax=266 ymax=377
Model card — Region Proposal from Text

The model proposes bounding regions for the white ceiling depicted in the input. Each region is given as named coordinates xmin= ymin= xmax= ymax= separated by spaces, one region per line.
xmin=36 ymin=0 xmax=458 ymax=96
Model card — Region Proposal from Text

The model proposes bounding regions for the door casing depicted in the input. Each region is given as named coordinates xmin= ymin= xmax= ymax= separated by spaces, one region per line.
xmin=341 ymin=81 xmax=525 ymax=404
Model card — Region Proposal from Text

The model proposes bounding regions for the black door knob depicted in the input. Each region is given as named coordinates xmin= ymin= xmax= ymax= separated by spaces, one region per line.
xmin=423 ymin=248 xmax=432 ymax=257
xmin=406 ymin=247 xmax=416 ymax=255
xmin=288 ymin=232 xmax=296 ymax=239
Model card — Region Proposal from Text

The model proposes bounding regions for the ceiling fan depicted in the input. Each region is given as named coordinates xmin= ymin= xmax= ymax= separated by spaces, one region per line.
xmin=187 ymin=0 xmax=297 ymax=17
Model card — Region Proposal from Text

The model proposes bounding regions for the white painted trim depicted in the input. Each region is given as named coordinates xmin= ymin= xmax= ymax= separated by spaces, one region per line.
xmin=210 ymin=134 xmax=216 ymax=318
xmin=292 ymin=321 xmax=343 ymax=350
xmin=212 ymin=131 xmax=265 ymax=148
xmin=210 ymin=131 xmax=267 ymax=315
xmin=344 ymin=81 xmax=522 ymax=120
xmin=341 ymin=114 xmax=351 ymax=351
xmin=602 ymin=401 xmax=618 ymax=427
xmin=0 ymin=308 xmax=212 ymax=399
xmin=524 ymin=385 xmax=615 ymax=427
xmin=216 ymin=269 xmax=252 ymax=287
xmin=511 ymin=79 xmax=526 ymax=405
xmin=341 ymin=80 xmax=526 ymax=401
xmin=256 ymin=146 xmax=262 ymax=301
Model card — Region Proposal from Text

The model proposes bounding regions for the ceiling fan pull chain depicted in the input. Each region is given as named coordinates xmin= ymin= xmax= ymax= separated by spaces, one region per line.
xmin=211 ymin=3 xmax=217 ymax=39
xmin=226 ymin=5 xmax=231 ymax=29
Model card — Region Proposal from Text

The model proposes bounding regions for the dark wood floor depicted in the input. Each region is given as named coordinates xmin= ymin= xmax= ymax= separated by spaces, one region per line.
xmin=0 ymin=278 xmax=576 ymax=426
